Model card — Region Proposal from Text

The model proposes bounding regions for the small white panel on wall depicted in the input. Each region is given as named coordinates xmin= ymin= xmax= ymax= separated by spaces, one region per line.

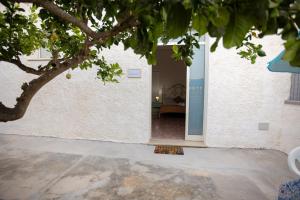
xmin=127 ymin=69 xmax=142 ymax=78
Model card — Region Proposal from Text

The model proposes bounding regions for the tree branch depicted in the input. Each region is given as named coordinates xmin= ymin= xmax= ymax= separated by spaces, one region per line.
xmin=11 ymin=0 xmax=98 ymax=38
xmin=1 ymin=57 xmax=46 ymax=75
xmin=11 ymin=0 xmax=139 ymax=41
xmin=0 ymin=2 xmax=139 ymax=122
xmin=92 ymin=16 xmax=139 ymax=44
xmin=0 ymin=44 xmax=91 ymax=122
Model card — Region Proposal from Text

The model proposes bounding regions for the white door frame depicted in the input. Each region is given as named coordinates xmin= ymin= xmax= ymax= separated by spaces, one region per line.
xmin=152 ymin=36 xmax=208 ymax=142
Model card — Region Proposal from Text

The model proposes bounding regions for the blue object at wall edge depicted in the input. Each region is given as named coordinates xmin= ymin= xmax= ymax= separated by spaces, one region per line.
xmin=268 ymin=51 xmax=300 ymax=74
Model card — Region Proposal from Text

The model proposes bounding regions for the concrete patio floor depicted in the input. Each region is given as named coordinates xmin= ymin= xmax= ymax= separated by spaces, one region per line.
xmin=0 ymin=134 xmax=297 ymax=200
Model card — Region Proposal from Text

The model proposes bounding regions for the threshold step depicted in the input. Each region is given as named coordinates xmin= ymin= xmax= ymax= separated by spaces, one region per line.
xmin=148 ymin=138 xmax=207 ymax=148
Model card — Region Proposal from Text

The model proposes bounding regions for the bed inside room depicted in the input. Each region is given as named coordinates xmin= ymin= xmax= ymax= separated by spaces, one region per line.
xmin=151 ymin=46 xmax=186 ymax=140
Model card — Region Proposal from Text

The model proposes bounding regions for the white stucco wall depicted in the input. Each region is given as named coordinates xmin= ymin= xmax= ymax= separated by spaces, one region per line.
xmin=0 ymin=45 xmax=151 ymax=143
xmin=205 ymin=36 xmax=300 ymax=153
xmin=0 ymin=34 xmax=299 ymax=153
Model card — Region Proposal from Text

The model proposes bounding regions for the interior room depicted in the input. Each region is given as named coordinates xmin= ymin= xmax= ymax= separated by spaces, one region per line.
xmin=151 ymin=46 xmax=187 ymax=140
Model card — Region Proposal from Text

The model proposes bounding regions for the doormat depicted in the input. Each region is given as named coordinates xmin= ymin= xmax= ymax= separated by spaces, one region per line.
xmin=154 ymin=145 xmax=184 ymax=155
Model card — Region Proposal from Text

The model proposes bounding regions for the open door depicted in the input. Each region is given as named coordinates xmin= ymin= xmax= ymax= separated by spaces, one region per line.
xmin=151 ymin=36 xmax=206 ymax=143
xmin=185 ymin=41 xmax=206 ymax=141
xmin=151 ymin=46 xmax=186 ymax=140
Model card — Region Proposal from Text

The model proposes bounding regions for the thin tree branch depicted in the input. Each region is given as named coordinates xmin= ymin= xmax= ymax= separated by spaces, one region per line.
xmin=11 ymin=0 xmax=139 ymax=41
xmin=0 ymin=57 xmax=45 ymax=75
xmin=11 ymin=0 xmax=98 ymax=38
xmin=91 ymin=16 xmax=139 ymax=44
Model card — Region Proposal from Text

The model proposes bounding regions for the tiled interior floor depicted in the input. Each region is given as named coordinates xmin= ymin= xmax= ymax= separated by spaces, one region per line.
xmin=151 ymin=113 xmax=185 ymax=139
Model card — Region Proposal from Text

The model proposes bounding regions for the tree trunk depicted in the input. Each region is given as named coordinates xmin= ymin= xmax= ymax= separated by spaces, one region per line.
xmin=0 ymin=64 xmax=70 ymax=122
xmin=0 ymin=50 xmax=89 ymax=122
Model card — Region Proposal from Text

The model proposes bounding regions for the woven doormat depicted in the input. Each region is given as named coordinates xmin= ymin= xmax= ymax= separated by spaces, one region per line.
xmin=154 ymin=145 xmax=184 ymax=155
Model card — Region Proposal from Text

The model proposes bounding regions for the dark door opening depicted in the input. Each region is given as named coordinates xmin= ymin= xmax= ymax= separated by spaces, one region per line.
xmin=151 ymin=46 xmax=186 ymax=140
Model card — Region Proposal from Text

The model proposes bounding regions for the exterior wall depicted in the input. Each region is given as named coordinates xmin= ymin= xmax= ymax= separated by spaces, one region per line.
xmin=0 ymin=45 xmax=151 ymax=143
xmin=0 ymin=34 xmax=299 ymax=153
xmin=205 ymin=35 xmax=300 ymax=153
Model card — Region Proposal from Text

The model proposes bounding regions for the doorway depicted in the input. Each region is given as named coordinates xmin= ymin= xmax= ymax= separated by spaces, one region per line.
xmin=150 ymin=38 xmax=207 ymax=144
xmin=151 ymin=46 xmax=187 ymax=140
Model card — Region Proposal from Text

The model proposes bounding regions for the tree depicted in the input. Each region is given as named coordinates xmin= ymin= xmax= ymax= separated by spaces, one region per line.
xmin=0 ymin=0 xmax=299 ymax=122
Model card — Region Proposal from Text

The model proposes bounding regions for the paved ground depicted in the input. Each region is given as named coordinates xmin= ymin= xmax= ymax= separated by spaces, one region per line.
xmin=0 ymin=134 xmax=297 ymax=200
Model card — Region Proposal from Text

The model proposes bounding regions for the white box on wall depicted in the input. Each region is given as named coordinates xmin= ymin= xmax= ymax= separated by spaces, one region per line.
xmin=127 ymin=69 xmax=142 ymax=78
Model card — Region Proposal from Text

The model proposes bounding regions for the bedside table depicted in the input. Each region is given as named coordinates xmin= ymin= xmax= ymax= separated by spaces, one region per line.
xmin=152 ymin=102 xmax=161 ymax=118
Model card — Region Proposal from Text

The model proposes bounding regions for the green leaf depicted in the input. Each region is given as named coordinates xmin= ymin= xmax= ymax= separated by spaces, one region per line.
xmin=270 ymin=8 xmax=279 ymax=17
xmin=269 ymin=0 xmax=281 ymax=8
xmin=257 ymin=50 xmax=266 ymax=57
xmin=183 ymin=0 xmax=192 ymax=9
xmin=210 ymin=7 xmax=230 ymax=27
xmin=289 ymin=53 xmax=300 ymax=67
xmin=165 ymin=3 xmax=192 ymax=38
xmin=172 ymin=45 xmax=178 ymax=54
xmin=192 ymin=14 xmax=208 ymax=35
xmin=223 ymin=14 xmax=253 ymax=48
xmin=184 ymin=57 xmax=192 ymax=66
xmin=283 ymin=39 xmax=300 ymax=61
